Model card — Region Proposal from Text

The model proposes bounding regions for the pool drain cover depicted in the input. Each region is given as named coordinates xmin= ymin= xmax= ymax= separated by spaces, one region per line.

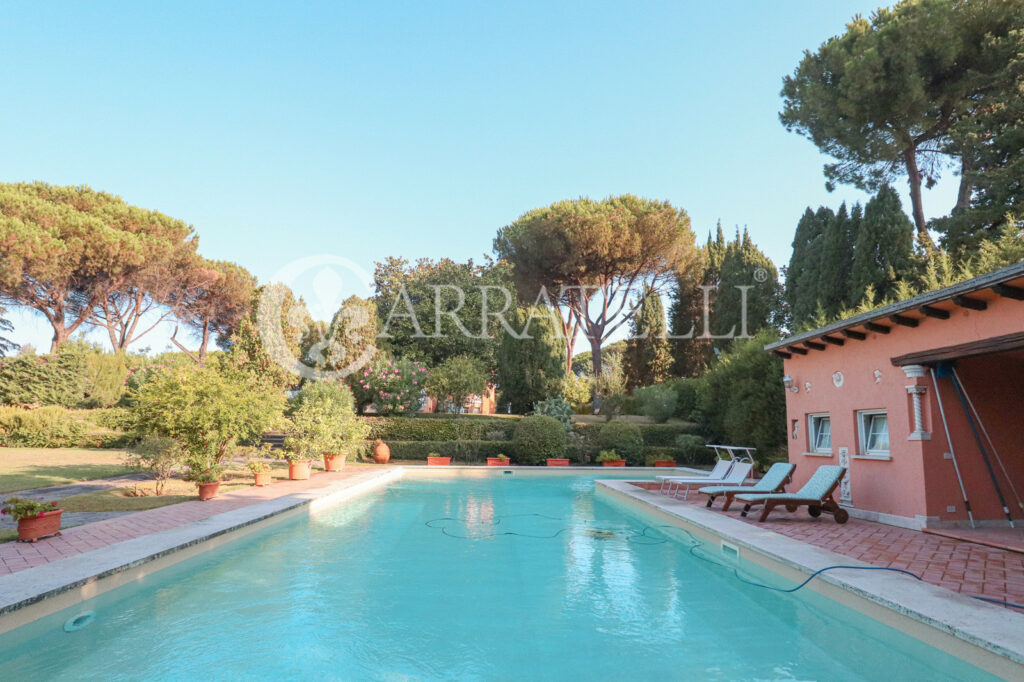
xmin=586 ymin=529 xmax=616 ymax=540
xmin=63 ymin=611 xmax=96 ymax=632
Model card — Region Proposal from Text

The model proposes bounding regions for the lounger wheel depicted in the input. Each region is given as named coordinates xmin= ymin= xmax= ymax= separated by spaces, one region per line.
xmin=834 ymin=508 xmax=849 ymax=524
xmin=807 ymin=505 xmax=822 ymax=518
xmin=741 ymin=504 xmax=751 ymax=517
xmin=785 ymin=503 xmax=798 ymax=512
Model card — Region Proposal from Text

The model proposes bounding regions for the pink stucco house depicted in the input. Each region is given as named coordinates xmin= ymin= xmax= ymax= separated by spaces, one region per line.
xmin=765 ymin=262 xmax=1024 ymax=531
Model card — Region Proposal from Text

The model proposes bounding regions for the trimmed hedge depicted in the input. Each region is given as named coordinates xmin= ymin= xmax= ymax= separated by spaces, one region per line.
xmin=0 ymin=406 xmax=135 ymax=448
xmin=383 ymin=440 xmax=510 ymax=462
xmin=596 ymin=422 xmax=644 ymax=465
xmin=571 ymin=421 xmax=698 ymax=450
xmin=644 ymin=446 xmax=715 ymax=467
xmin=513 ymin=415 xmax=566 ymax=465
xmin=362 ymin=415 xmax=519 ymax=442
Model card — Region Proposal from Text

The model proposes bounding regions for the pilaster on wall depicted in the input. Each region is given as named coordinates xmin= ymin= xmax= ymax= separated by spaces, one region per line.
xmin=902 ymin=364 xmax=932 ymax=441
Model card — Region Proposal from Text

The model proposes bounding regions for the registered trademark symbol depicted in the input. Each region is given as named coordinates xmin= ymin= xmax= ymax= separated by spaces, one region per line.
xmin=754 ymin=267 xmax=768 ymax=283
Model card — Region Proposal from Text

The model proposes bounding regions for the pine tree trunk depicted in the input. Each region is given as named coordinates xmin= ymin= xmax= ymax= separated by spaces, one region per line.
xmin=589 ymin=335 xmax=603 ymax=414
xmin=903 ymin=148 xmax=935 ymax=251
xmin=955 ymin=154 xmax=973 ymax=213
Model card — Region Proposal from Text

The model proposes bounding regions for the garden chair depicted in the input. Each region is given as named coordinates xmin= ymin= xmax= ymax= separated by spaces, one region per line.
xmin=698 ymin=462 xmax=795 ymax=511
xmin=735 ymin=465 xmax=849 ymax=523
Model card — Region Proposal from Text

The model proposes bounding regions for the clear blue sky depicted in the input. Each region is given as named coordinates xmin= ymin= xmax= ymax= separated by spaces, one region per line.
xmin=2 ymin=1 xmax=958 ymax=351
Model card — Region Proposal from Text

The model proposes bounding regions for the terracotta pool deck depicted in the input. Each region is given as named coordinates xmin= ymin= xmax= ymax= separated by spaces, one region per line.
xmin=630 ymin=481 xmax=1024 ymax=611
xmin=0 ymin=467 xmax=376 ymax=576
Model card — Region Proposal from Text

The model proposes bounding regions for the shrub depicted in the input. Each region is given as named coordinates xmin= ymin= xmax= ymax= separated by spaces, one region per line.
xmin=674 ymin=434 xmax=712 ymax=463
xmin=354 ymin=356 xmax=427 ymax=416
xmin=2 ymin=497 xmax=61 ymax=521
xmin=597 ymin=449 xmax=621 ymax=463
xmin=0 ymin=346 xmax=85 ymax=407
xmin=632 ymin=384 xmax=677 ymax=423
xmin=131 ymin=365 xmax=285 ymax=465
xmin=512 ymin=415 xmax=566 ymax=465
xmin=665 ymin=378 xmax=699 ymax=420
xmin=563 ymin=372 xmax=592 ymax=413
xmin=285 ymin=381 xmax=367 ymax=462
xmin=599 ymin=393 xmax=635 ymax=421
xmin=695 ymin=330 xmax=786 ymax=467
xmin=125 ymin=436 xmax=185 ymax=495
xmin=426 ymin=356 xmax=488 ymax=413
xmin=80 ymin=351 xmax=128 ymax=408
xmin=596 ymin=421 xmax=644 ymax=465
xmin=644 ymin=446 xmax=714 ymax=467
xmin=0 ymin=406 xmax=89 ymax=447
xmin=532 ymin=396 xmax=573 ymax=430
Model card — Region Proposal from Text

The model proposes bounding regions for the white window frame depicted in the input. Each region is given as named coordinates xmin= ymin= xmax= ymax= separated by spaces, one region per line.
xmin=807 ymin=413 xmax=832 ymax=456
xmin=856 ymin=409 xmax=891 ymax=460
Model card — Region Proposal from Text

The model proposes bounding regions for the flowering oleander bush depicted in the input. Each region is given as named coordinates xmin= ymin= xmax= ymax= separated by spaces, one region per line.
xmin=1 ymin=497 xmax=60 ymax=521
xmin=356 ymin=357 xmax=427 ymax=416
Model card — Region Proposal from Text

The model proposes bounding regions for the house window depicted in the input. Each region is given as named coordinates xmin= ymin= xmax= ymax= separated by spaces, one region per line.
xmin=858 ymin=410 xmax=890 ymax=458
xmin=808 ymin=414 xmax=831 ymax=454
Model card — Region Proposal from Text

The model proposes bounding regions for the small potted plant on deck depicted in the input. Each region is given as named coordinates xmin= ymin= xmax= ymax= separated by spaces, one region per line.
xmin=597 ymin=450 xmax=626 ymax=467
xmin=426 ymin=451 xmax=451 ymax=466
xmin=2 ymin=498 xmax=63 ymax=542
xmin=486 ymin=453 xmax=510 ymax=466
xmin=249 ymin=458 xmax=273 ymax=486
xmin=186 ymin=459 xmax=224 ymax=500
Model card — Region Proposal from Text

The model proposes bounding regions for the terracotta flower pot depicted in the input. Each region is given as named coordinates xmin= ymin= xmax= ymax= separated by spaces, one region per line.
xmin=323 ymin=454 xmax=345 ymax=472
xmin=373 ymin=441 xmax=391 ymax=464
xmin=198 ymin=481 xmax=220 ymax=501
xmin=253 ymin=471 xmax=272 ymax=486
xmin=426 ymin=456 xmax=451 ymax=466
xmin=546 ymin=458 xmax=570 ymax=467
xmin=289 ymin=460 xmax=312 ymax=480
xmin=602 ymin=460 xmax=626 ymax=467
xmin=486 ymin=458 xmax=510 ymax=466
xmin=16 ymin=509 xmax=63 ymax=543
xmin=653 ymin=460 xmax=676 ymax=468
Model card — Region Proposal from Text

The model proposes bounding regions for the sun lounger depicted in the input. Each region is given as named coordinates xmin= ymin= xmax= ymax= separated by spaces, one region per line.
xmin=657 ymin=458 xmax=732 ymax=495
xmin=698 ymin=462 xmax=796 ymax=511
xmin=734 ymin=465 xmax=849 ymax=523
xmin=666 ymin=461 xmax=754 ymax=501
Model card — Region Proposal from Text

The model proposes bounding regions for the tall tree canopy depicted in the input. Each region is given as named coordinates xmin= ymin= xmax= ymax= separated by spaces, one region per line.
xmin=494 ymin=195 xmax=697 ymax=384
xmin=850 ymin=185 xmax=916 ymax=305
xmin=226 ymin=283 xmax=310 ymax=388
xmin=495 ymin=305 xmax=566 ymax=413
xmin=668 ymin=246 xmax=712 ymax=377
xmin=780 ymin=0 xmax=1024 ymax=244
xmin=0 ymin=182 xmax=194 ymax=351
xmin=373 ymin=256 xmax=511 ymax=371
xmin=622 ymin=283 xmax=672 ymax=390
xmin=171 ymin=259 xmax=256 ymax=366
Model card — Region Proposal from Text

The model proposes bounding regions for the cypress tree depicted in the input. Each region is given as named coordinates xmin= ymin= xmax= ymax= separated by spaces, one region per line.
xmin=785 ymin=207 xmax=832 ymax=326
xmin=849 ymin=185 xmax=915 ymax=305
xmin=817 ymin=202 xmax=857 ymax=318
xmin=668 ymin=249 xmax=712 ymax=377
xmin=713 ymin=228 xmax=782 ymax=347
xmin=495 ymin=305 xmax=567 ymax=413
xmin=623 ymin=284 xmax=672 ymax=390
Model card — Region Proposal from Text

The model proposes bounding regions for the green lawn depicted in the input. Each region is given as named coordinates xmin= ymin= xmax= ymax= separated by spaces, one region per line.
xmin=0 ymin=448 xmax=136 ymax=494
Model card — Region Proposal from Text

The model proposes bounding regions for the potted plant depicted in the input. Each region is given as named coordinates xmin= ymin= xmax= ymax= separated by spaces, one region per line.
xmin=373 ymin=439 xmax=391 ymax=464
xmin=249 ymin=459 xmax=273 ymax=486
xmin=653 ymin=459 xmax=676 ymax=467
xmin=186 ymin=460 xmax=223 ymax=500
xmin=598 ymin=450 xmax=626 ymax=467
xmin=486 ymin=453 xmax=510 ymax=466
xmin=323 ymin=451 xmax=346 ymax=472
xmin=2 ymin=497 xmax=63 ymax=542
xmin=426 ymin=452 xmax=451 ymax=466
xmin=546 ymin=458 xmax=570 ymax=467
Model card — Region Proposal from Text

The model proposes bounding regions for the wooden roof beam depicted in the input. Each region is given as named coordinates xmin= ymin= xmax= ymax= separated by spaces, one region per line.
xmin=920 ymin=305 xmax=950 ymax=320
xmin=992 ymin=283 xmax=1024 ymax=300
xmin=822 ymin=335 xmax=845 ymax=346
xmin=953 ymin=295 xmax=987 ymax=311
xmin=787 ymin=346 xmax=808 ymax=355
xmin=842 ymin=329 xmax=867 ymax=341
xmin=889 ymin=314 xmax=919 ymax=328
xmin=865 ymin=321 xmax=891 ymax=334
xmin=772 ymin=349 xmax=792 ymax=359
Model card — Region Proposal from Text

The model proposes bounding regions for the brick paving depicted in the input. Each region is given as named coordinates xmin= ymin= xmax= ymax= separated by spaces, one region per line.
xmin=631 ymin=481 xmax=1024 ymax=611
xmin=0 ymin=468 xmax=376 ymax=575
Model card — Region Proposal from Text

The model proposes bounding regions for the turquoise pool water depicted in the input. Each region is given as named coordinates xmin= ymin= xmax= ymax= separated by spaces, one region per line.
xmin=0 ymin=474 xmax=994 ymax=680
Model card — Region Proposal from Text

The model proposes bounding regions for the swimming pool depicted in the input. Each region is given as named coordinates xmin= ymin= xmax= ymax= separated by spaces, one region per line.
xmin=0 ymin=473 xmax=995 ymax=680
